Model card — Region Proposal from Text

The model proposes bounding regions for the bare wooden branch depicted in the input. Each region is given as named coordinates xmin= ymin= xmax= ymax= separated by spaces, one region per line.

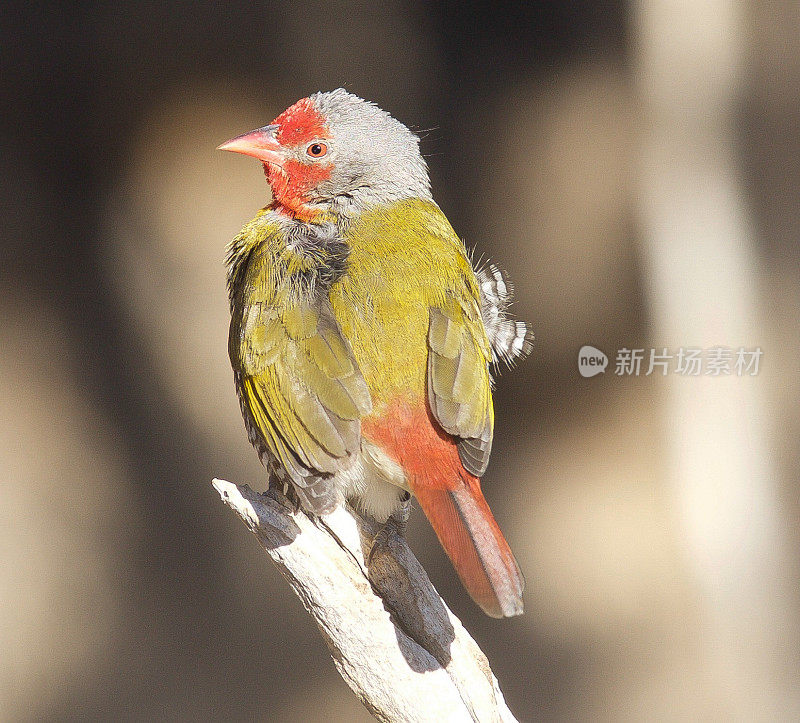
xmin=212 ymin=478 xmax=518 ymax=722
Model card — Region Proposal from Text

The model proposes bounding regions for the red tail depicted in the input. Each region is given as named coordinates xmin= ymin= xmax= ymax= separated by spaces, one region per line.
xmin=411 ymin=469 xmax=524 ymax=618
xmin=363 ymin=403 xmax=524 ymax=617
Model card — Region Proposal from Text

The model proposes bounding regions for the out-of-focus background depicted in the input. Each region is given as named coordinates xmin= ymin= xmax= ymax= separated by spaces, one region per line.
xmin=2 ymin=1 xmax=799 ymax=720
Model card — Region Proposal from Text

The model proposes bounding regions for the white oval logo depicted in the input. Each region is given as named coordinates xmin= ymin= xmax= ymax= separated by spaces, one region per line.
xmin=578 ymin=345 xmax=608 ymax=377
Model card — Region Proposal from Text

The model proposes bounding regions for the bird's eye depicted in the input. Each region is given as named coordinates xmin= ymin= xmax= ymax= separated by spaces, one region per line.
xmin=306 ymin=142 xmax=328 ymax=158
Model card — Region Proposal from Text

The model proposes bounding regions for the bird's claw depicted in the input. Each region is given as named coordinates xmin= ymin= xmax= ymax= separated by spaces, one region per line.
xmin=368 ymin=492 xmax=411 ymax=567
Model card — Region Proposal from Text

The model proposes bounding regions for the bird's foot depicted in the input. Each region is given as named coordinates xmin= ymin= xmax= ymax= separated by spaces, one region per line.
xmin=368 ymin=491 xmax=411 ymax=567
xmin=390 ymin=490 xmax=412 ymax=533
xmin=267 ymin=476 xmax=303 ymax=514
xmin=364 ymin=492 xmax=452 ymax=664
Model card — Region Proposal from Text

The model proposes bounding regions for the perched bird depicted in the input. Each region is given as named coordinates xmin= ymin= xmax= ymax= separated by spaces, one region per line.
xmin=219 ymin=90 xmax=532 ymax=617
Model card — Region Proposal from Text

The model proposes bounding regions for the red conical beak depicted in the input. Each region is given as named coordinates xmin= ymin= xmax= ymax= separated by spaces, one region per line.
xmin=217 ymin=124 xmax=283 ymax=165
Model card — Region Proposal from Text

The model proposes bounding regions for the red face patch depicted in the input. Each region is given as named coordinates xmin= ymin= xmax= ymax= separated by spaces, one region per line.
xmin=272 ymin=97 xmax=329 ymax=147
xmin=265 ymin=97 xmax=333 ymax=218
xmin=266 ymin=158 xmax=333 ymax=216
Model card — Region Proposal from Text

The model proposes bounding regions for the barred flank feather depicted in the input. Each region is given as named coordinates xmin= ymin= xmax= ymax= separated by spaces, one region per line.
xmin=476 ymin=263 xmax=533 ymax=367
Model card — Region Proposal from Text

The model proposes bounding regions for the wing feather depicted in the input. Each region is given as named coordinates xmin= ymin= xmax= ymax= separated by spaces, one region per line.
xmin=427 ymin=299 xmax=495 ymax=477
xmin=232 ymin=291 xmax=371 ymax=513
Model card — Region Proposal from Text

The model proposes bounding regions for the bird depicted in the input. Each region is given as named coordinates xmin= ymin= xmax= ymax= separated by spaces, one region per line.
xmin=219 ymin=89 xmax=532 ymax=617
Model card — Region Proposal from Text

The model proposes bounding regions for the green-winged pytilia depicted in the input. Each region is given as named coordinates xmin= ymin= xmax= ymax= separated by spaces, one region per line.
xmin=219 ymin=90 xmax=532 ymax=617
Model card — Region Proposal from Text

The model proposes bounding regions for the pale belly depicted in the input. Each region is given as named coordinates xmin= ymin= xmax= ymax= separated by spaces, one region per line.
xmin=337 ymin=440 xmax=409 ymax=522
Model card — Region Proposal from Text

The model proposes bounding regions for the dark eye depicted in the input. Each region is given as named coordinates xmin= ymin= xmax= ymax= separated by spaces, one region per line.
xmin=306 ymin=142 xmax=328 ymax=158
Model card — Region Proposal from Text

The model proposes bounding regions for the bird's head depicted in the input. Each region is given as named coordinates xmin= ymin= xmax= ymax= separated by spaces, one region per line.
xmin=219 ymin=89 xmax=432 ymax=220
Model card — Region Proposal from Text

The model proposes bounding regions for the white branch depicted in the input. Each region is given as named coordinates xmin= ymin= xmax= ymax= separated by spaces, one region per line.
xmin=212 ymin=479 xmax=518 ymax=723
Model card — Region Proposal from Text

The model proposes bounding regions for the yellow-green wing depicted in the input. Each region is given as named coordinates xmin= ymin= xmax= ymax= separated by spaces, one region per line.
xmin=230 ymin=292 xmax=372 ymax=513
xmin=427 ymin=294 xmax=495 ymax=476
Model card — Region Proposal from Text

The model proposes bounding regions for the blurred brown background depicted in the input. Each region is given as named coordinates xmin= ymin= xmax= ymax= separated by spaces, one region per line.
xmin=2 ymin=1 xmax=799 ymax=720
